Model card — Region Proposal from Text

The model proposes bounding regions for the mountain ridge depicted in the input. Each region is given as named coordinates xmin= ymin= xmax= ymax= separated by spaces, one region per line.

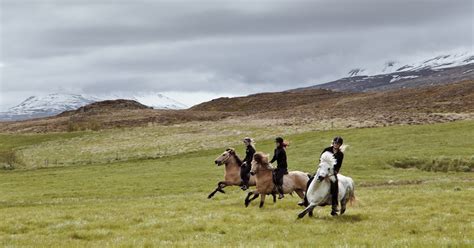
xmin=0 ymin=92 xmax=187 ymax=121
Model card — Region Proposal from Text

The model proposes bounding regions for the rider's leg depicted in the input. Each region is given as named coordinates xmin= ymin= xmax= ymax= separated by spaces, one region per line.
xmin=330 ymin=175 xmax=339 ymax=216
xmin=240 ymin=165 xmax=249 ymax=190
xmin=277 ymin=169 xmax=285 ymax=199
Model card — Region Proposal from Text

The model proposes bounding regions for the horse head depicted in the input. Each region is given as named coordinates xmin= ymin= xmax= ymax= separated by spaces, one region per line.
xmin=316 ymin=151 xmax=337 ymax=181
xmin=214 ymin=148 xmax=235 ymax=166
xmin=250 ymin=152 xmax=271 ymax=175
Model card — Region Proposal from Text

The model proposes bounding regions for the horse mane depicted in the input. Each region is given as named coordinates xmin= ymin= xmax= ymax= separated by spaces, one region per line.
xmin=320 ymin=151 xmax=337 ymax=167
xmin=226 ymin=148 xmax=243 ymax=166
xmin=253 ymin=152 xmax=273 ymax=170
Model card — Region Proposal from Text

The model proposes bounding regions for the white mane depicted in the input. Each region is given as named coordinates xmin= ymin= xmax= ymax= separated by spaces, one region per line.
xmin=320 ymin=151 xmax=337 ymax=168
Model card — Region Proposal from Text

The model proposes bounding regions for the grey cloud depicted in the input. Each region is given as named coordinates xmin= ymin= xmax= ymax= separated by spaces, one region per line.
xmin=0 ymin=0 xmax=473 ymax=108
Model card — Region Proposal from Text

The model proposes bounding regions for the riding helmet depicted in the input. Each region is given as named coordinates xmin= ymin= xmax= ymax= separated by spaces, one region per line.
xmin=333 ymin=136 xmax=343 ymax=145
xmin=275 ymin=137 xmax=284 ymax=143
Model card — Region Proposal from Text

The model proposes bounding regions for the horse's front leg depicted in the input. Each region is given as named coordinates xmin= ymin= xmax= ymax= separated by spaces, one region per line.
xmin=272 ymin=193 xmax=277 ymax=203
xmin=297 ymin=203 xmax=316 ymax=219
xmin=245 ymin=191 xmax=259 ymax=207
xmin=207 ymin=181 xmax=228 ymax=199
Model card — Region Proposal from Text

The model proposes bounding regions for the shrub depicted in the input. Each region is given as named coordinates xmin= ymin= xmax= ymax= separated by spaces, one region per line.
xmin=389 ymin=156 xmax=474 ymax=172
xmin=0 ymin=150 xmax=21 ymax=169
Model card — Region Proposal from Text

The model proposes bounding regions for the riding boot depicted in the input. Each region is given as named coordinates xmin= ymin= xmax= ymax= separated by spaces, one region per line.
xmin=330 ymin=177 xmax=339 ymax=216
xmin=277 ymin=185 xmax=285 ymax=199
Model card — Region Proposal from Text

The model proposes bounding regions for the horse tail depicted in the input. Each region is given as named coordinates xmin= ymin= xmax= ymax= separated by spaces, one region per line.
xmin=349 ymin=181 xmax=356 ymax=206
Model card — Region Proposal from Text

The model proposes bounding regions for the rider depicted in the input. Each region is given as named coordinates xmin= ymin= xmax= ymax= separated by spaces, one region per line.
xmin=270 ymin=137 xmax=289 ymax=199
xmin=324 ymin=136 xmax=344 ymax=216
xmin=300 ymin=136 xmax=344 ymax=216
xmin=240 ymin=137 xmax=256 ymax=190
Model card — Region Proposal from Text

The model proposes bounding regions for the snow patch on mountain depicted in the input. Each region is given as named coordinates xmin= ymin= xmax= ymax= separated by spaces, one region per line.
xmin=0 ymin=92 xmax=188 ymax=121
xmin=93 ymin=92 xmax=187 ymax=110
xmin=347 ymin=51 xmax=473 ymax=77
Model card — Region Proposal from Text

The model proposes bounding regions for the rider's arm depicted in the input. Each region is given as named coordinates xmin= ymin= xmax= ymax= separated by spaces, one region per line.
xmin=270 ymin=149 xmax=277 ymax=163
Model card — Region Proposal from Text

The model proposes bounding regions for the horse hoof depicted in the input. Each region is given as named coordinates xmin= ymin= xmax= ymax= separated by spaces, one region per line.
xmin=297 ymin=212 xmax=306 ymax=219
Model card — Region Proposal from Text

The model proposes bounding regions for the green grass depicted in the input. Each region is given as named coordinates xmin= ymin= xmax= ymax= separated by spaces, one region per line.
xmin=0 ymin=121 xmax=473 ymax=247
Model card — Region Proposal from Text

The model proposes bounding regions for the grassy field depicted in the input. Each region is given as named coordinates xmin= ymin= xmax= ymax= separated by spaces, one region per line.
xmin=0 ymin=121 xmax=473 ymax=247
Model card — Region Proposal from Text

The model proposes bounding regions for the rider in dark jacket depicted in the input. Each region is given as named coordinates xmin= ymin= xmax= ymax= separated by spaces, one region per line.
xmin=324 ymin=137 xmax=344 ymax=216
xmin=300 ymin=136 xmax=344 ymax=216
xmin=240 ymin=137 xmax=256 ymax=190
xmin=270 ymin=137 xmax=289 ymax=199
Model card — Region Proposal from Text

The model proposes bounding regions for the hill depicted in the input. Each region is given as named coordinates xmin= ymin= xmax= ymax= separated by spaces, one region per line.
xmin=0 ymin=80 xmax=472 ymax=133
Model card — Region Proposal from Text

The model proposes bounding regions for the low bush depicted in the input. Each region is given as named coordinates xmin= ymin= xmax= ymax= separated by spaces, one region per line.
xmin=390 ymin=156 xmax=474 ymax=172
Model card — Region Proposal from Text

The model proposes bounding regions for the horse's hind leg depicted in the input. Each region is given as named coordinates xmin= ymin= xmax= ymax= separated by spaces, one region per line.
xmin=259 ymin=194 xmax=266 ymax=208
xmin=340 ymin=197 xmax=347 ymax=215
xmin=295 ymin=189 xmax=305 ymax=199
xmin=272 ymin=193 xmax=277 ymax=203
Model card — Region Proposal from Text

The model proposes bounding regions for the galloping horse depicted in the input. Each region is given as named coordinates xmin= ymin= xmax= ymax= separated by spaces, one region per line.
xmin=208 ymin=148 xmax=256 ymax=199
xmin=244 ymin=152 xmax=310 ymax=208
xmin=297 ymin=151 xmax=356 ymax=218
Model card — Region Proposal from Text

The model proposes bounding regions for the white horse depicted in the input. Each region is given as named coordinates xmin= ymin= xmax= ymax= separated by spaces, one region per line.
xmin=297 ymin=151 xmax=356 ymax=219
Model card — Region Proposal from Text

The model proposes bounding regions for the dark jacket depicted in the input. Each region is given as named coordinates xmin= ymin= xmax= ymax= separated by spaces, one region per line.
xmin=270 ymin=146 xmax=288 ymax=170
xmin=243 ymin=145 xmax=256 ymax=166
xmin=322 ymin=146 xmax=344 ymax=173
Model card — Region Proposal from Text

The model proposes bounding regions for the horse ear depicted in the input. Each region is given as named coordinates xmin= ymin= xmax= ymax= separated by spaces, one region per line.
xmin=227 ymin=148 xmax=235 ymax=154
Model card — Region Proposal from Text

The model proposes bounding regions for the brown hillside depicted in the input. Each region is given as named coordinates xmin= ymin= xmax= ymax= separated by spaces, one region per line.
xmin=190 ymin=89 xmax=353 ymax=112
xmin=0 ymin=80 xmax=472 ymax=133
xmin=59 ymin=99 xmax=152 ymax=116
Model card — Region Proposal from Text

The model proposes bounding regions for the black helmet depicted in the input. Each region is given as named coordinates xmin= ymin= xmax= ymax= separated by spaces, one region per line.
xmin=333 ymin=136 xmax=343 ymax=145
xmin=275 ymin=137 xmax=284 ymax=143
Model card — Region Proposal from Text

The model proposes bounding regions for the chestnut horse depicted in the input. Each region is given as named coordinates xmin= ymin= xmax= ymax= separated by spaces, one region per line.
xmin=208 ymin=148 xmax=261 ymax=199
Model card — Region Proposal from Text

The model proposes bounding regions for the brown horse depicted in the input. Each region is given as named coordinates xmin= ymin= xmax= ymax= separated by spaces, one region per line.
xmin=208 ymin=148 xmax=261 ymax=199
xmin=245 ymin=152 xmax=310 ymax=208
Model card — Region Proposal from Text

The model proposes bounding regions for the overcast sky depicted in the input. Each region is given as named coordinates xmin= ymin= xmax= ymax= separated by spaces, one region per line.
xmin=0 ymin=0 xmax=473 ymax=109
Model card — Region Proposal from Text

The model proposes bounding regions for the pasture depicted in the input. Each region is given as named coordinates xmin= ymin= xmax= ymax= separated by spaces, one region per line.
xmin=0 ymin=121 xmax=473 ymax=247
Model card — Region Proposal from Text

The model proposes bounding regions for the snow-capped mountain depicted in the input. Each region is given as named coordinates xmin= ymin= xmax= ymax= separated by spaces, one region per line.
xmin=0 ymin=93 xmax=99 ymax=121
xmin=295 ymin=52 xmax=474 ymax=92
xmin=347 ymin=52 xmax=474 ymax=77
xmin=0 ymin=92 xmax=187 ymax=121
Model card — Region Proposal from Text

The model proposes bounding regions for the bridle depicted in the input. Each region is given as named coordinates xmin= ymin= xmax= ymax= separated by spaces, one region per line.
xmin=317 ymin=163 xmax=335 ymax=181
xmin=220 ymin=150 xmax=233 ymax=165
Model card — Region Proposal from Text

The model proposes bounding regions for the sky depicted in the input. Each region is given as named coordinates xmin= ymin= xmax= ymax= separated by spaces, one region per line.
xmin=0 ymin=0 xmax=473 ymax=110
